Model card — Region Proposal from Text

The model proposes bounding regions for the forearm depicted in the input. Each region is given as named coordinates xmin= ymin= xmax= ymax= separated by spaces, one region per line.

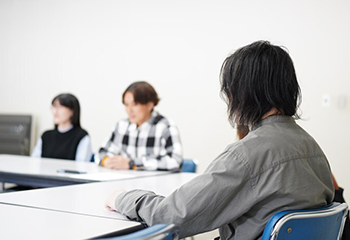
xmin=114 ymin=171 xmax=246 ymax=238
xmin=114 ymin=149 xmax=252 ymax=238
xmin=141 ymin=154 xmax=182 ymax=171
xmin=115 ymin=189 xmax=199 ymax=238
xmin=97 ymin=149 xmax=108 ymax=165
xmin=99 ymin=124 xmax=120 ymax=164
xmin=115 ymin=190 xmax=164 ymax=222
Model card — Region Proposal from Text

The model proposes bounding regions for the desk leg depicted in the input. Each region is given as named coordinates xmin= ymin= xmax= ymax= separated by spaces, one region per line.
xmin=0 ymin=182 xmax=4 ymax=192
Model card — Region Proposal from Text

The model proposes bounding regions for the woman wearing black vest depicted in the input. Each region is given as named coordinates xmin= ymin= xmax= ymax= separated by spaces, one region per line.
xmin=32 ymin=93 xmax=92 ymax=162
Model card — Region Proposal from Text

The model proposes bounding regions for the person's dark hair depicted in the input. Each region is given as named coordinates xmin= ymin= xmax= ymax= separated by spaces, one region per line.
xmin=122 ymin=81 xmax=160 ymax=107
xmin=237 ymin=125 xmax=250 ymax=140
xmin=52 ymin=93 xmax=81 ymax=128
xmin=220 ymin=40 xmax=301 ymax=127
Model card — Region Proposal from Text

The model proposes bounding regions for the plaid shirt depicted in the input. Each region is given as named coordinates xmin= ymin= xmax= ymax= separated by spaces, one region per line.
xmin=98 ymin=111 xmax=182 ymax=170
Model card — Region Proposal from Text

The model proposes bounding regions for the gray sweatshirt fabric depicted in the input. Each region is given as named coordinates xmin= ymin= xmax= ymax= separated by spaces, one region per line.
xmin=115 ymin=115 xmax=334 ymax=240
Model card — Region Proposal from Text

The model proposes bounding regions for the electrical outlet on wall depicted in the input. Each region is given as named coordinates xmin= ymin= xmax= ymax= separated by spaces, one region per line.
xmin=322 ymin=94 xmax=331 ymax=108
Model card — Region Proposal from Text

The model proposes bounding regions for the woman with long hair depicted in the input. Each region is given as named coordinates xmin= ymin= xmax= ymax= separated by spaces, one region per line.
xmin=32 ymin=93 xmax=92 ymax=162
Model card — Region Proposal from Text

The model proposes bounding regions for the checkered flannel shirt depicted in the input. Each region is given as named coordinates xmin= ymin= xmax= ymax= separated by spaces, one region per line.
xmin=98 ymin=111 xmax=183 ymax=170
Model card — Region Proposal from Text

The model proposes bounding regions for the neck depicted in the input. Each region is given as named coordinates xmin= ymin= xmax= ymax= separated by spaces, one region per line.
xmin=58 ymin=122 xmax=73 ymax=132
xmin=136 ymin=113 xmax=152 ymax=127
xmin=262 ymin=108 xmax=281 ymax=119
xmin=247 ymin=108 xmax=282 ymax=130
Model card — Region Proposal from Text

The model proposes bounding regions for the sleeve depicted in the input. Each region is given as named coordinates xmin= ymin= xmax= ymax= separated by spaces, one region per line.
xmin=75 ymin=135 xmax=93 ymax=162
xmin=115 ymin=149 xmax=255 ymax=238
xmin=97 ymin=123 xmax=121 ymax=164
xmin=142 ymin=124 xmax=183 ymax=171
xmin=31 ymin=137 xmax=42 ymax=158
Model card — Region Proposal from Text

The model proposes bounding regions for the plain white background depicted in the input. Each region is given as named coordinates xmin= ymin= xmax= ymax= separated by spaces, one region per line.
xmin=1 ymin=0 xmax=349 ymax=203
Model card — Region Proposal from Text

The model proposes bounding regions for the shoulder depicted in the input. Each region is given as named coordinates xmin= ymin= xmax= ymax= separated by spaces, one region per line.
xmin=152 ymin=112 xmax=176 ymax=128
xmin=73 ymin=127 xmax=88 ymax=136
xmin=223 ymin=141 xmax=247 ymax=163
xmin=114 ymin=118 xmax=130 ymax=132
xmin=205 ymin=142 xmax=250 ymax=177
xmin=42 ymin=129 xmax=57 ymax=138
xmin=217 ymin=133 xmax=270 ymax=172
xmin=79 ymin=134 xmax=91 ymax=144
xmin=77 ymin=127 xmax=88 ymax=135
xmin=152 ymin=114 xmax=180 ymax=138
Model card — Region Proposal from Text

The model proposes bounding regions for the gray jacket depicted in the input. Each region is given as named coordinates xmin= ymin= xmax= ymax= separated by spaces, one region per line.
xmin=115 ymin=116 xmax=334 ymax=239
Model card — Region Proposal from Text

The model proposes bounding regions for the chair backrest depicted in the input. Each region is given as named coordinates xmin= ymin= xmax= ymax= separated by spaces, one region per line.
xmin=261 ymin=202 xmax=349 ymax=240
xmin=181 ymin=159 xmax=197 ymax=173
xmin=0 ymin=114 xmax=33 ymax=156
xmin=98 ymin=224 xmax=179 ymax=240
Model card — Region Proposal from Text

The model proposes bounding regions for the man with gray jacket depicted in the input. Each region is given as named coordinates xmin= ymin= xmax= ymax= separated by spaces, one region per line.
xmin=106 ymin=41 xmax=334 ymax=240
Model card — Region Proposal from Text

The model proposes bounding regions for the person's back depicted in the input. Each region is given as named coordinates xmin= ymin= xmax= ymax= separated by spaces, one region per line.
xmin=105 ymin=41 xmax=335 ymax=240
xmin=220 ymin=115 xmax=334 ymax=239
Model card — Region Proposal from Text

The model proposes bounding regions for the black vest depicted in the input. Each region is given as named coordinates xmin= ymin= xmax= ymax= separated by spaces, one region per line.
xmin=41 ymin=127 xmax=88 ymax=161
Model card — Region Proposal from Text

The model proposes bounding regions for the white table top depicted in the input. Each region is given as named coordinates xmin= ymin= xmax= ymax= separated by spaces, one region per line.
xmin=0 ymin=173 xmax=198 ymax=220
xmin=0 ymin=154 xmax=172 ymax=186
xmin=0 ymin=203 xmax=140 ymax=240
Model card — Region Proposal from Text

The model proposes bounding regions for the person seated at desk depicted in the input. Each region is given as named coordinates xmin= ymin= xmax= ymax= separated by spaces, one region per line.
xmin=32 ymin=93 xmax=92 ymax=162
xmin=105 ymin=41 xmax=334 ymax=239
xmin=98 ymin=81 xmax=182 ymax=171
xmin=237 ymin=124 xmax=350 ymax=240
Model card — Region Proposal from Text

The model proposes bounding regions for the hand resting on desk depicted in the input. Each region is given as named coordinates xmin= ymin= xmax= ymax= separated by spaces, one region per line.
xmin=105 ymin=189 xmax=126 ymax=211
xmin=103 ymin=156 xmax=130 ymax=170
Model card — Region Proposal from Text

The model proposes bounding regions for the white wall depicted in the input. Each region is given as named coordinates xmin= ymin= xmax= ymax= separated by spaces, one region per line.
xmin=1 ymin=0 xmax=349 ymax=200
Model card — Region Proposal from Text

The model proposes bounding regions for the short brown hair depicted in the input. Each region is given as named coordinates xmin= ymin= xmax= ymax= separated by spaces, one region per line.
xmin=122 ymin=81 xmax=160 ymax=106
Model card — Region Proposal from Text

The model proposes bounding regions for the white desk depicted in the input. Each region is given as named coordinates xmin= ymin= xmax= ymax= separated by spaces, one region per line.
xmin=0 ymin=154 xmax=173 ymax=188
xmin=0 ymin=203 xmax=141 ymax=240
xmin=0 ymin=173 xmax=198 ymax=220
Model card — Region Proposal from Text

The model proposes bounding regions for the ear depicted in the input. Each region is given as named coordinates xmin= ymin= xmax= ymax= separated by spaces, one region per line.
xmin=147 ymin=102 xmax=155 ymax=112
xmin=69 ymin=109 xmax=74 ymax=119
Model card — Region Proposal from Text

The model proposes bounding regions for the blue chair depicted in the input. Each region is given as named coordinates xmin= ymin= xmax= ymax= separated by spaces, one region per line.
xmin=261 ymin=202 xmax=349 ymax=240
xmin=99 ymin=224 xmax=179 ymax=240
xmin=181 ymin=159 xmax=197 ymax=173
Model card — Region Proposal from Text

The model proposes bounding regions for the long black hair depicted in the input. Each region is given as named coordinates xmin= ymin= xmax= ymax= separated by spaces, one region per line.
xmin=52 ymin=93 xmax=81 ymax=128
xmin=220 ymin=40 xmax=301 ymax=127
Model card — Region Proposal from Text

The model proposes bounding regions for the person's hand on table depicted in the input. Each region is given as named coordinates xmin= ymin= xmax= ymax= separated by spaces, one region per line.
xmin=103 ymin=155 xmax=130 ymax=170
xmin=105 ymin=189 xmax=126 ymax=211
